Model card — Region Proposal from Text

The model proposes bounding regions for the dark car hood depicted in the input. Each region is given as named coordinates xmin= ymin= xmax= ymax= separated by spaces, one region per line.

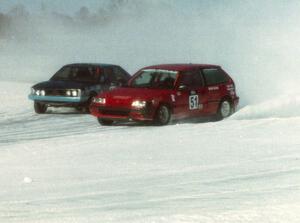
xmin=32 ymin=80 xmax=95 ymax=90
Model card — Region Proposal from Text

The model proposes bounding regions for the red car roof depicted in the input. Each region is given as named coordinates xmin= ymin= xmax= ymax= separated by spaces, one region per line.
xmin=142 ymin=64 xmax=220 ymax=72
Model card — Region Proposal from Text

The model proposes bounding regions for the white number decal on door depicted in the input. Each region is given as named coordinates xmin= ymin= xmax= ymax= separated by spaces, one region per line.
xmin=189 ymin=95 xmax=199 ymax=110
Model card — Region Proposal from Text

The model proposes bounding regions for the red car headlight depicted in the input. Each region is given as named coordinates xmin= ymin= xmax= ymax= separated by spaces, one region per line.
xmin=131 ymin=100 xmax=147 ymax=109
xmin=93 ymin=97 xmax=106 ymax=104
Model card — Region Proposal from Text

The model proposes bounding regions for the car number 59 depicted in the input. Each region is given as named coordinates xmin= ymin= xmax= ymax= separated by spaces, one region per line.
xmin=189 ymin=95 xmax=199 ymax=110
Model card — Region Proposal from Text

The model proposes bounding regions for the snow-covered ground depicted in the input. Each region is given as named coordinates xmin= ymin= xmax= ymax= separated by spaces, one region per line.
xmin=0 ymin=81 xmax=300 ymax=223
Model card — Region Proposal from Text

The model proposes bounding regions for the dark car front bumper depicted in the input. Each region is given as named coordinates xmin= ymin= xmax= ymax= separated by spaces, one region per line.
xmin=28 ymin=94 xmax=89 ymax=107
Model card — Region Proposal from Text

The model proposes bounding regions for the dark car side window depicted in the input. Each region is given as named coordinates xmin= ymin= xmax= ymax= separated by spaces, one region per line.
xmin=179 ymin=70 xmax=204 ymax=88
xmin=74 ymin=67 xmax=97 ymax=83
xmin=113 ymin=67 xmax=130 ymax=83
xmin=101 ymin=67 xmax=129 ymax=85
xmin=102 ymin=67 xmax=115 ymax=84
xmin=202 ymin=68 xmax=229 ymax=86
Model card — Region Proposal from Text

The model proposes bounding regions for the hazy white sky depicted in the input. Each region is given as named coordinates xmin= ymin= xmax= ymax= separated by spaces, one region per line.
xmin=1 ymin=0 xmax=104 ymax=13
xmin=0 ymin=0 xmax=197 ymax=14
xmin=1 ymin=0 xmax=300 ymax=104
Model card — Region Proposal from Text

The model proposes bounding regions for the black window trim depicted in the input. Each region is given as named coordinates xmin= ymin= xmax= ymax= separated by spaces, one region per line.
xmin=200 ymin=67 xmax=229 ymax=86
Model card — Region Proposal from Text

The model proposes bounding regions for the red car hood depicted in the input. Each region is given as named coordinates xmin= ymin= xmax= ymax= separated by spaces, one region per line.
xmin=101 ymin=87 xmax=172 ymax=108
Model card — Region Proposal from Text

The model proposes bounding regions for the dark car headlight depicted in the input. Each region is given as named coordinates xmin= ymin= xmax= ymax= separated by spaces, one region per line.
xmin=66 ymin=89 xmax=81 ymax=97
xmin=40 ymin=90 xmax=45 ymax=96
xmin=32 ymin=89 xmax=45 ymax=96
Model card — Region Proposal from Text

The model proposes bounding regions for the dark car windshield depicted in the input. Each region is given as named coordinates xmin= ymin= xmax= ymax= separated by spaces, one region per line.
xmin=130 ymin=69 xmax=178 ymax=89
xmin=50 ymin=66 xmax=99 ymax=83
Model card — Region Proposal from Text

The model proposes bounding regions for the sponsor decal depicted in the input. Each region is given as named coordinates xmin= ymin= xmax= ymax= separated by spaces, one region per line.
xmin=171 ymin=94 xmax=176 ymax=102
xmin=142 ymin=69 xmax=178 ymax=75
xmin=208 ymin=86 xmax=219 ymax=91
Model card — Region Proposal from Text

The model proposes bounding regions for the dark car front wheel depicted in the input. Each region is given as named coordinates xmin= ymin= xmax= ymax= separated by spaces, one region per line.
xmin=76 ymin=106 xmax=90 ymax=114
xmin=83 ymin=95 xmax=97 ymax=114
xmin=97 ymin=118 xmax=114 ymax=126
xmin=154 ymin=104 xmax=171 ymax=125
xmin=34 ymin=101 xmax=47 ymax=114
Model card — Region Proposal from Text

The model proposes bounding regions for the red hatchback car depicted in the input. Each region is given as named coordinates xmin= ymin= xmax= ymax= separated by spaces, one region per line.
xmin=90 ymin=64 xmax=239 ymax=125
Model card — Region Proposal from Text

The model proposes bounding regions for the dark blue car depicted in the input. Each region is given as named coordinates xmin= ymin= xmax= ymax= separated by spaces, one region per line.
xmin=28 ymin=63 xmax=130 ymax=114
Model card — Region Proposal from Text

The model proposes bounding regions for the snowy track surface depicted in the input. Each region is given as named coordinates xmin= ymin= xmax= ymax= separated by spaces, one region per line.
xmin=1 ymin=82 xmax=300 ymax=223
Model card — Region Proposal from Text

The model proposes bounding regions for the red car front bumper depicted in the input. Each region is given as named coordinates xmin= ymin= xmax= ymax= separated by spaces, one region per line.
xmin=90 ymin=105 xmax=154 ymax=122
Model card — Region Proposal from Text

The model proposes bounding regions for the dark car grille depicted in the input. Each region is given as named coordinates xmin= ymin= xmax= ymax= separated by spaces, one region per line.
xmin=45 ymin=89 xmax=67 ymax=96
xmin=99 ymin=108 xmax=130 ymax=116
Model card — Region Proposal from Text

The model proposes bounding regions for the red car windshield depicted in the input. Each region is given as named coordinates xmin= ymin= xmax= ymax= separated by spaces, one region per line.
xmin=130 ymin=69 xmax=178 ymax=89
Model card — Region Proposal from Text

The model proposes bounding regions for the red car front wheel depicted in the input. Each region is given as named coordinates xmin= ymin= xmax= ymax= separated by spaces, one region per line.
xmin=98 ymin=118 xmax=114 ymax=126
xmin=154 ymin=105 xmax=171 ymax=125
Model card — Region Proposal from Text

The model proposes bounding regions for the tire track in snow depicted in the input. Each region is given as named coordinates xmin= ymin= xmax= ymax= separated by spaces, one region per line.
xmin=0 ymin=112 xmax=129 ymax=145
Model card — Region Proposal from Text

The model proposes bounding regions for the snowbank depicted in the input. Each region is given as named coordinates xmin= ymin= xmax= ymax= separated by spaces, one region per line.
xmin=233 ymin=94 xmax=300 ymax=120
